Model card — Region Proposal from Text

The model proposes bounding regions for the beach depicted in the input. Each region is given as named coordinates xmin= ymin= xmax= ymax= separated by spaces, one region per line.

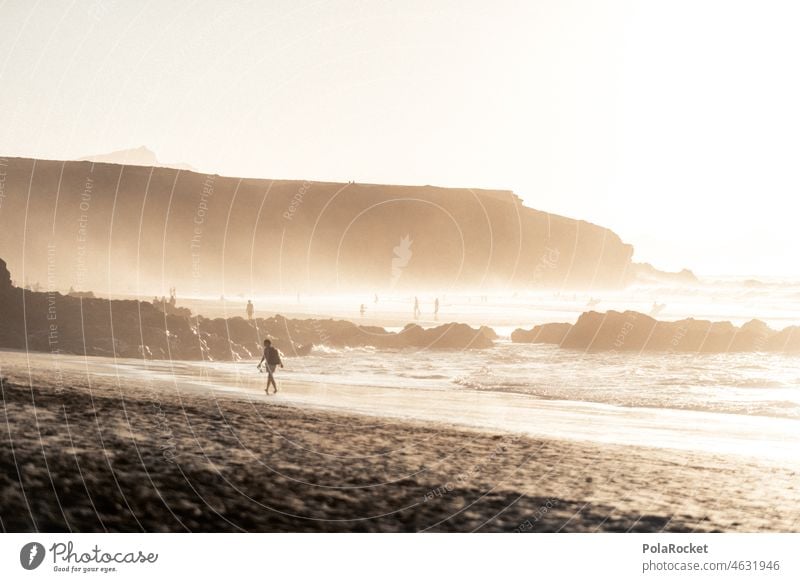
xmin=1 ymin=350 xmax=798 ymax=533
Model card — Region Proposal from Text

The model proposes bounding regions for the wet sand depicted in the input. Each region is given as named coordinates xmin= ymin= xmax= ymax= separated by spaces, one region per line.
xmin=1 ymin=355 xmax=798 ymax=532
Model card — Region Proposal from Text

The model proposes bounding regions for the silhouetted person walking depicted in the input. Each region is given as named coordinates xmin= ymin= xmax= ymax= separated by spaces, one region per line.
xmin=246 ymin=300 xmax=254 ymax=320
xmin=258 ymin=339 xmax=283 ymax=394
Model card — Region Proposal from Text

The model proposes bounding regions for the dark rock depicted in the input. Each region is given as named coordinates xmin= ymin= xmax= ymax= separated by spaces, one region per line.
xmin=0 ymin=258 xmax=11 ymax=294
xmin=630 ymin=263 xmax=699 ymax=285
xmin=513 ymin=310 xmax=798 ymax=354
xmin=560 ymin=311 xmax=657 ymax=351
xmin=766 ymin=326 xmax=800 ymax=352
xmin=0 ymin=257 xmax=494 ymax=359
xmin=479 ymin=326 xmax=499 ymax=341
xmin=511 ymin=322 xmax=572 ymax=344
xmin=415 ymin=322 xmax=494 ymax=349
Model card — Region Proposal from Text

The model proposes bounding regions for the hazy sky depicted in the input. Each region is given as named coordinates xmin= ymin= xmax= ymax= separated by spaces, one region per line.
xmin=1 ymin=0 xmax=798 ymax=276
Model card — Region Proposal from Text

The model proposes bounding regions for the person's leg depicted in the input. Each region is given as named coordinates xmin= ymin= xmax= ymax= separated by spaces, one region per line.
xmin=267 ymin=369 xmax=277 ymax=393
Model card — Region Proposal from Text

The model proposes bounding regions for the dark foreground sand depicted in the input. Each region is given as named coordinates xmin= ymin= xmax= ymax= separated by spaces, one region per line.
xmin=0 ymin=373 xmax=798 ymax=532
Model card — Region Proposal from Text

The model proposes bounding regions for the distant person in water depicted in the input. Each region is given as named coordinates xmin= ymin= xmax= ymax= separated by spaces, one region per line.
xmin=246 ymin=300 xmax=254 ymax=320
xmin=258 ymin=339 xmax=283 ymax=394
xmin=413 ymin=296 xmax=420 ymax=319
xmin=360 ymin=303 xmax=366 ymax=317
xmin=434 ymin=297 xmax=439 ymax=319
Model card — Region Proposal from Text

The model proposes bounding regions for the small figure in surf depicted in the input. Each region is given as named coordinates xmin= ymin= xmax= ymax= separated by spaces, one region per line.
xmin=258 ymin=339 xmax=284 ymax=394
xmin=413 ymin=296 xmax=421 ymax=319
xmin=360 ymin=303 xmax=366 ymax=317
xmin=246 ymin=299 xmax=254 ymax=320
xmin=434 ymin=297 xmax=439 ymax=320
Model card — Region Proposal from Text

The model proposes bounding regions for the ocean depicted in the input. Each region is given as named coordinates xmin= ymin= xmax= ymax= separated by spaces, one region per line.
xmin=3 ymin=280 xmax=799 ymax=465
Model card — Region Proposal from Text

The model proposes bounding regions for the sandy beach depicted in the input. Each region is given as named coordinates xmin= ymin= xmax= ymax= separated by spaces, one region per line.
xmin=1 ymin=351 xmax=797 ymax=533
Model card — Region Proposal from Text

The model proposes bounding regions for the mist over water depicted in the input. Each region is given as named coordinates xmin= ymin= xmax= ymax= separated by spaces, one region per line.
xmin=180 ymin=276 xmax=800 ymax=330
xmin=164 ymin=278 xmax=800 ymax=422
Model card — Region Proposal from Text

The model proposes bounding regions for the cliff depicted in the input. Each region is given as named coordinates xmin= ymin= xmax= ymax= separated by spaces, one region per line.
xmin=0 ymin=156 xmax=638 ymax=294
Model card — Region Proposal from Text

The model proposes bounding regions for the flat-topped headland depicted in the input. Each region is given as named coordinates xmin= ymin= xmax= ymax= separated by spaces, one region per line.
xmin=0 ymin=155 xmax=692 ymax=295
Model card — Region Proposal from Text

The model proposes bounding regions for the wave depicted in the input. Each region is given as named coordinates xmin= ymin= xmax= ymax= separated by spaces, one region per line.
xmin=310 ymin=345 xmax=379 ymax=355
xmin=452 ymin=376 xmax=487 ymax=390
xmin=728 ymin=379 xmax=788 ymax=389
xmin=398 ymin=373 xmax=450 ymax=380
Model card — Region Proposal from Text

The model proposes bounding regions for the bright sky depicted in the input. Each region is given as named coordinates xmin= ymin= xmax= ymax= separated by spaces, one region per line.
xmin=1 ymin=0 xmax=798 ymax=277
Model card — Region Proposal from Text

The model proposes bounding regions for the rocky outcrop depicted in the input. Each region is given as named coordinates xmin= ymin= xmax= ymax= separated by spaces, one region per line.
xmin=766 ymin=326 xmax=800 ymax=352
xmin=0 ymin=156 xmax=646 ymax=294
xmin=0 ymin=261 xmax=493 ymax=360
xmin=0 ymin=259 xmax=11 ymax=296
xmin=78 ymin=146 xmax=195 ymax=171
xmin=629 ymin=263 xmax=698 ymax=286
xmin=512 ymin=310 xmax=800 ymax=353
xmin=479 ymin=326 xmax=499 ymax=341
xmin=510 ymin=322 xmax=571 ymax=344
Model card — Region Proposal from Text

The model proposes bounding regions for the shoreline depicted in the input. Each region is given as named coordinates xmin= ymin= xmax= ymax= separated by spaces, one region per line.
xmin=3 ymin=349 xmax=799 ymax=464
xmin=1 ymin=363 xmax=798 ymax=532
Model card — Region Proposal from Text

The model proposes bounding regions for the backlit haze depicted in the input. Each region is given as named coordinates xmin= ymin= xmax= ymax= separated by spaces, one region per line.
xmin=1 ymin=0 xmax=798 ymax=276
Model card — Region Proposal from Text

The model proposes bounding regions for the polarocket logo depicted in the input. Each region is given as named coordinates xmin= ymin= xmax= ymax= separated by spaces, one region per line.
xmin=20 ymin=542 xmax=46 ymax=570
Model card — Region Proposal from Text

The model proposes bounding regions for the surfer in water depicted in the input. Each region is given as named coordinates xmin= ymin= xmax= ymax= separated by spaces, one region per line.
xmin=258 ymin=339 xmax=284 ymax=394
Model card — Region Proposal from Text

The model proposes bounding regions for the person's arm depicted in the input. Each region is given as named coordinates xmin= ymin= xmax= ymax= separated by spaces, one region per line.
xmin=278 ymin=351 xmax=284 ymax=368
xmin=258 ymin=352 xmax=266 ymax=368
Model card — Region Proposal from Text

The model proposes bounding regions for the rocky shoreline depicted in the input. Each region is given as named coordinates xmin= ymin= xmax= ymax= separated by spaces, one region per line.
xmin=0 ymin=258 xmax=494 ymax=361
xmin=512 ymin=310 xmax=800 ymax=353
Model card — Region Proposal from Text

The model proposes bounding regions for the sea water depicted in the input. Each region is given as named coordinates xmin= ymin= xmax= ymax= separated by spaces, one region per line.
xmin=3 ymin=279 xmax=800 ymax=462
